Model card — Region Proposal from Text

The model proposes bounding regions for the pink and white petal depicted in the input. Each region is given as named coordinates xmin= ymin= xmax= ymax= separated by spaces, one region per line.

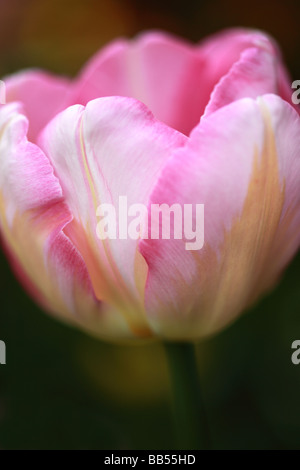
xmin=198 ymin=28 xmax=277 ymax=78
xmin=204 ymin=47 xmax=278 ymax=116
xmin=199 ymin=28 xmax=294 ymax=115
xmin=140 ymin=95 xmax=300 ymax=340
xmin=0 ymin=103 xmax=136 ymax=340
xmin=0 ymin=103 xmax=64 ymax=222
xmin=124 ymin=33 xmax=206 ymax=136
xmin=4 ymin=70 xmax=71 ymax=141
xmin=71 ymin=32 xmax=207 ymax=135
xmin=38 ymin=96 xmax=187 ymax=334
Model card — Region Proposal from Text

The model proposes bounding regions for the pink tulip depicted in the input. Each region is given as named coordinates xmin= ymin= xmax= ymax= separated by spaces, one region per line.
xmin=0 ymin=29 xmax=299 ymax=341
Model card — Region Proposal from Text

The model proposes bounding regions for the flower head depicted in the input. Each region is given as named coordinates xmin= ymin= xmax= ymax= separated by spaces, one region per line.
xmin=1 ymin=29 xmax=299 ymax=340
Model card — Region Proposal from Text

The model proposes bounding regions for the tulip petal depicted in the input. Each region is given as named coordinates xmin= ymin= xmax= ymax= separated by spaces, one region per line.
xmin=38 ymin=96 xmax=186 ymax=336
xmin=201 ymin=28 xmax=294 ymax=116
xmin=0 ymin=103 xmax=140 ymax=340
xmin=204 ymin=47 xmax=278 ymax=116
xmin=71 ymin=29 xmax=294 ymax=136
xmin=71 ymin=33 xmax=209 ymax=135
xmin=140 ymin=95 xmax=300 ymax=339
xmin=4 ymin=70 xmax=71 ymax=141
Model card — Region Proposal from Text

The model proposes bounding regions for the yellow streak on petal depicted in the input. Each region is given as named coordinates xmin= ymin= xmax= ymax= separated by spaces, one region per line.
xmin=67 ymin=219 xmax=153 ymax=338
xmin=79 ymin=118 xmax=98 ymax=213
xmin=191 ymin=101 xmax=286 ymax=336
xmin=134 ymin=248 xmax=148 ymax=303
xmin=76 ymin=116 xmax=152 ymax=338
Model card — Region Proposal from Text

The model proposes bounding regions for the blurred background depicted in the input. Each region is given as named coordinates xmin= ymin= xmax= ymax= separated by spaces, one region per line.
xmin=0 ymin=0 xmax=300 ymax=450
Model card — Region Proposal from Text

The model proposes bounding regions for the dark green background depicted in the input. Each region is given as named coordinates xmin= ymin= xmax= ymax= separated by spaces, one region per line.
xmin=0 ymin=0 xmax=299 ymax=450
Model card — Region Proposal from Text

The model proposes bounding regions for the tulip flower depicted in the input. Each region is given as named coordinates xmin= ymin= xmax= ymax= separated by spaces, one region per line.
xmin=1 ymin=27 xmax=300 ymax=450
xmin=0 ymin=29 xmax=300 ymax=345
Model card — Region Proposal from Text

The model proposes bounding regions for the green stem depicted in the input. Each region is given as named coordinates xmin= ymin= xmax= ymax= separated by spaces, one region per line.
xmin=164 ymin=342 xmax=210 ymax=450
